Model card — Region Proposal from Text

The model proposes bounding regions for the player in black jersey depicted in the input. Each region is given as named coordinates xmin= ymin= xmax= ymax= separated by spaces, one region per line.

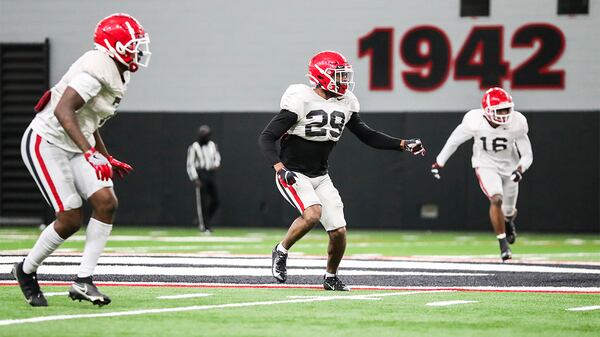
xmin=258 ymin=50 xmax=425 ymax=291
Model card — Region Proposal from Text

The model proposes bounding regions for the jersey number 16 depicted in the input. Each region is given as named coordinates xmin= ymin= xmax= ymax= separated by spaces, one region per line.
xmin=480 ymin=137 xmax=508 ymax=152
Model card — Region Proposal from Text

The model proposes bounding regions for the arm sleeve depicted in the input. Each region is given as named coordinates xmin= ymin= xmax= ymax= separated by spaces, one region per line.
xmin=515 ymin=134 xmax=533 ymax=173
xmin=435 ymin=122 xmax=474 ymax=166
xmin=346 ymin=112 xmax=401 ymax=150
xmin=68 ymin=72 xmax=102 ymax=103
xmin=186 ymin=145 xmax=198 ymax=181
xmin=258 ymin=109 xmax=298 ymax=166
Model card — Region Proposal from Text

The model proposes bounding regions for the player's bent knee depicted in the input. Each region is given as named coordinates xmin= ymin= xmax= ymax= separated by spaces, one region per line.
xmin=302 ymin=205 xmax=322 ymax=225
xmin=90 ymin=190 xmax=119 ymax=215
xmin=328 ymin=226 xmax=346 ymax=239
xmin=63 ymin=194 xmax=83 ymax=211
xmin=56 ymin=209 xmax=83 ymax=234
xmin=490 ymin=194 xmax=503 ymax=207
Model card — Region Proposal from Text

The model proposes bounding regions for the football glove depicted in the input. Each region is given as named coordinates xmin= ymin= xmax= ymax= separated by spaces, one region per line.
xmin=431 ymin=163 xmax=442 ymax=179
xmin=510 ymin=169 xmax=523 ymax=182
xmin=277 ymin=167 xmax=297 ymax=186
xmin=403 ymin=138 xmax=426 ymax=156
xmin=84 ymin=148 xmax=113 ymax=181
xmin=108 ymin=155 xmax=133 ymax=179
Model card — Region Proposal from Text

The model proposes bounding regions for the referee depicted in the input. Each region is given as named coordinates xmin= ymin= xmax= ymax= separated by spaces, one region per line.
xmin=186 ymin=125 xmax=221 ymax=233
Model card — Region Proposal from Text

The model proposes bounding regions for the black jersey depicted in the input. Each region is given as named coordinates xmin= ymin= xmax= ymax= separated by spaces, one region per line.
xmin=259 ymin=84 xmax=403 ymax=177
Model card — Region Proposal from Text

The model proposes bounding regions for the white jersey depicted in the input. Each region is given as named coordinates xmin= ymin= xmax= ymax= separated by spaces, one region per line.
xmin=280 ymin=84 xmax=360 ymax=142
xmin=30 ymin=50 xmax=130 ymax=153
xmin=436 ymin=109 xmax=533 ymax=176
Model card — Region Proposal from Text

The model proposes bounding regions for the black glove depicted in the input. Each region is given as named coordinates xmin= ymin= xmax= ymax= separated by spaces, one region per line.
xmin=510 ymin=170 xmax=523 ymax=182
xmin=277 ymin=167 xmax=298 ymax=185
xmin=403 ymin=138 xmax=426 ymax=156
xmin=431 ymin=163 xmax=441 ymax=179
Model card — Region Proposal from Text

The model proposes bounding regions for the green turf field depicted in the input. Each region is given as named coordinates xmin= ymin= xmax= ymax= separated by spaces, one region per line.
xmin=0 ymin=286 xmax=598 ymax=337
xmin=0 ymin=227 xmax=598 ymax=336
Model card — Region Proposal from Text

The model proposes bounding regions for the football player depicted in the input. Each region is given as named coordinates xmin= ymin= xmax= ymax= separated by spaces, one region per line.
xmin=12 ymin=13 xmax=150 ymax=306
xmin=431 ymin=87 xmax=533 ymax=261
xmin=259 ymin=50 xmax=425 ymax=291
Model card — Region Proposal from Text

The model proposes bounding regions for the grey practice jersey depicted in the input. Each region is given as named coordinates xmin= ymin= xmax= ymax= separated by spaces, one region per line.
xmin=280 ymin=84 xmax=360 ymax=142
xmin=436 ymin=109 xmax=533 ymax=176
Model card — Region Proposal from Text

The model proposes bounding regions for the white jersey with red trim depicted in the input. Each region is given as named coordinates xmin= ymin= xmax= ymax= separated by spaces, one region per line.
xmin=436 ymin=109 xmax=533 ymax=176
xmin=280 ymin=84 xmax=359 ymax=142
xmin=30 ymin=50 xmax=130 ymax=153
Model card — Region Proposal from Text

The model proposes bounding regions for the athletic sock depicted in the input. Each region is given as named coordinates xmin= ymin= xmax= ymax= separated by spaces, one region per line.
xmin=325 ymin=272 xmax=336 ymax=278
xmin=23 ymin=222 xmax=65 ymax=274
xmin=77 ymin=218 xmax=112 ymax=278
xmin=276 ymin=243 xmax=288 ymax=254
xmin=496 ymin=233 xmax=507 ymax=239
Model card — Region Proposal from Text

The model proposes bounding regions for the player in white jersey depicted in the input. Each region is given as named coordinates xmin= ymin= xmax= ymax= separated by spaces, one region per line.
xmin=12 ymin=13 xmax=151 ymax=306
xmin=431 ymin=87 xmax=533 ymax=261
xmin=259 ymin=50 xmax=426 ymax=290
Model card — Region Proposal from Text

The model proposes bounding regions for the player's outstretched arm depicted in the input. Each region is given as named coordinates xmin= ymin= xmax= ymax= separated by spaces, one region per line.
xmin=347 ymin=113 xmax=425 ymax=155
xmin=434 ymin=123 xmax=472 ymax=168
xmin=346 ymin=113 xmax=402 ymax=150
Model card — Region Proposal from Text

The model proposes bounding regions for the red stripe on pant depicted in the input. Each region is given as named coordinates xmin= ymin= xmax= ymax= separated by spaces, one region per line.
xmin=34 ymin=135 xmax=64 ymax=212
xmin=279 ymin=177 xmax=305 ymax=212
xmin=475 ymin=168 xmax=490 ymax=199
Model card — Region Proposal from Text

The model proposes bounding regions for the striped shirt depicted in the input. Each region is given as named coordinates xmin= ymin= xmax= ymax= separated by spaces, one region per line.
xmin=186 ymin=141 xmax=221 ymax=181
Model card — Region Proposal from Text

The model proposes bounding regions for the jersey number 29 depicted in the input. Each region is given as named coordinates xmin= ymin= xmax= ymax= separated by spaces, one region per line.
xmin=305 ymin=110 xmax=345 ymax=138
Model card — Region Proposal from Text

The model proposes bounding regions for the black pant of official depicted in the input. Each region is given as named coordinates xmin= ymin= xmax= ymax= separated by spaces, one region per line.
xmin=195 ymin=169 xmax=220 ymax=230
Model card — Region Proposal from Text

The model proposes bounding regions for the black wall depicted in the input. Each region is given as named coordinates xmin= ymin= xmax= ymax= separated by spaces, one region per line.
xmin=101 ymin=111 xmax=599 ymax=233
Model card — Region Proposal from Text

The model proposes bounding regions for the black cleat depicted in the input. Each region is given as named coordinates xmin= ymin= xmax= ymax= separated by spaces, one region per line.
xmin=11 ymin=261 xmax=48 ymax=307
xmin=499 ymin=238 xmax=512 ymax=262
xmin=271 ymin=244 xmax=288 ymax=283
xmin=68 ymin=276 xmax=111 ymax=306
xmin=323 ymin=275 xmax=350 ymax=291
xmin=505 ymin=217 xmax=518 ymax=245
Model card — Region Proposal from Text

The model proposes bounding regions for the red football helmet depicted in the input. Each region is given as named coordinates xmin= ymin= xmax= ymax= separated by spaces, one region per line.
xmin=307 ymin=50 xmax=354 ymax=95
xmin=481 ymin=87 xmax=514 ymax=125
xmin=94 ymin=13 xmax=151 ymax=72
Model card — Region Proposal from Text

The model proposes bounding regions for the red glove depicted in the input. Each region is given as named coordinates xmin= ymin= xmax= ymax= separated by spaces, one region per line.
xmin=84 ymin=148 xmax=113 ymax=181
xmin=108 ymin=155 xmax=133 ymax=179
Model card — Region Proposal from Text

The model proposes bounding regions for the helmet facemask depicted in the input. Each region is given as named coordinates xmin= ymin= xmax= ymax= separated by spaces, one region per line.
xmin=311 ymin=64 xmax=354 ymax=95
xmin=484 ymin=102 xmax=514 ymax=125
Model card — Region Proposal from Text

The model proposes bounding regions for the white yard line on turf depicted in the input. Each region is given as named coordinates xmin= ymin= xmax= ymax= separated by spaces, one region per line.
xmin=426 ymin=300 xmax=479 ymax=307
xmin=0 ymin=264 xmax=492 ymax=277
xmin=1 ymin=281 xmax=598 ymax=293
xmin=157 ymin=293 xmax=212 ymax=299
xmin=43 ymin=292 xmax=69 ymax=297
xmin=565 ymin=305 xmax=600 ymax=312
xmin=0 ymin=291 xmax=438 ymax=326
xmin=0 ymin=255 xmax=597 ymax=274
xmin=0 ymin=234 xmax=261 ymax=243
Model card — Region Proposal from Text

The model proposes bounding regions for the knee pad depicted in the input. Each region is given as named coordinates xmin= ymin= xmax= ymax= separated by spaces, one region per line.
xmin=62 ymin=194 xmax=83 ymax=211
xmin=502 ymin=206 xmax=516 ymax=218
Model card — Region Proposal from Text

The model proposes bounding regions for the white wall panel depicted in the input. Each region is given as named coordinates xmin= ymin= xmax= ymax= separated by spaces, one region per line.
xmin=1 ymin=0 xmax=598 ymax=111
